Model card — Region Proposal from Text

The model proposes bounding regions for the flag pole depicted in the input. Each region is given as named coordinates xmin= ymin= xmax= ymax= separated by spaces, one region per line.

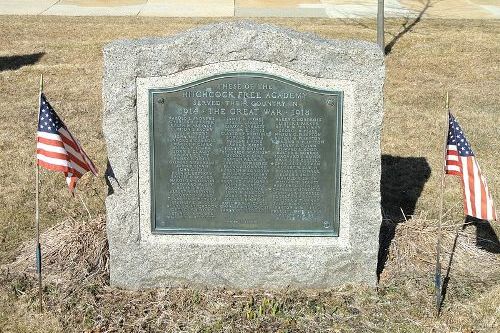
xmin=36 ymin=74 xmax=43 ymax=312
xmin=435 ymin=92 xmax=449 ymax=315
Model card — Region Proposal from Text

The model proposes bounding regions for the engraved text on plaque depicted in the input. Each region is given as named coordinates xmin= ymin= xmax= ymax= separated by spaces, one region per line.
xmin=150 ymin=73 xmax=342 ymax=235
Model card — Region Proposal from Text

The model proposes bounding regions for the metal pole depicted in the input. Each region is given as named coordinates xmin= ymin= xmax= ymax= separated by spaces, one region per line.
xmin=435 ymin=92 xmax=449 ymax=315
xmin=377 ymin=0 xmax=385 ymax=52
xmin=36 ymin=74 xmax=43 ymax=312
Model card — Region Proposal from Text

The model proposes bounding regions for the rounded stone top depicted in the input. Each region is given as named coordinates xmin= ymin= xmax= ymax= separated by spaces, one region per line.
xmin=103 ymin=20 xmax=384 ymax=82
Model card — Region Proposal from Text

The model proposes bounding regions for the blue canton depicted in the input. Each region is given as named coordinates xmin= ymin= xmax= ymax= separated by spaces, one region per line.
xmin=448 ymin=113 xmax=474 ymax=157
xmin=38 ymin=93 xmax=63 ymax=134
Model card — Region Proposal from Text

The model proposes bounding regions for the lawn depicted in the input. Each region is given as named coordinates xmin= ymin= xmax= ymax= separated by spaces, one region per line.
xmin=0 ymin=15 xmax=499 ymax=332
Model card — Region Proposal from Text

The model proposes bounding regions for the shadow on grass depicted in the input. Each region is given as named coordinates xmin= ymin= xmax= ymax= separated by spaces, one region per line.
xmin=439 ymin=217 xmax=499 ymax=314
xmin=377 ymin=155 xmax=431 ymax=279
xmin=384 ymin=0 xmax=431 ymax=55
xmin=0 ymin=52 xmax=45 ymax=72
xmin=474 ymin=218 xmax=500 ymax=254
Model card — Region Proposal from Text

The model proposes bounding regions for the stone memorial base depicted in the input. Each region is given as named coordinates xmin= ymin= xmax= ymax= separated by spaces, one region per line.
xmin=103 ymin=21 xmax=384 ymax=289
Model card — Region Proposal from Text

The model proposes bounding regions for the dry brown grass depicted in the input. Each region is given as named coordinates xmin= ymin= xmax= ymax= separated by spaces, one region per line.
xmin=0 ymin=15 xmax=499 ymax=332
xmin=1 ymin=214 xmax=498 ymax=332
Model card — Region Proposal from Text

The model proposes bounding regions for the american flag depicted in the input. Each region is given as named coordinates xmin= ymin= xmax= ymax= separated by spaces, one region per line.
xmin=36 ymin=93 xmax=97 ymax=192
xmin=445 ymin=113 xmax=496 ymax=220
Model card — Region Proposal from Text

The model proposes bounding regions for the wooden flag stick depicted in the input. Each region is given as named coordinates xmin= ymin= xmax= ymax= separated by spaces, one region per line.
xmin=35 ymin=74 xmax=43 ymax=312
xmin=435 ymin=92 xmax=449 ymax=315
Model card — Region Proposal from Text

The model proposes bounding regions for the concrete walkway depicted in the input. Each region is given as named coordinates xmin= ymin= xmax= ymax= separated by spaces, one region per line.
xmin=0 ymin=0 xmax=498 ymax=19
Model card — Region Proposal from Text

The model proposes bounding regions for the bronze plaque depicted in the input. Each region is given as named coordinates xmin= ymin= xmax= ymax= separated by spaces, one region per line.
xmin=150 ymin=73 xmax=342 ymax=236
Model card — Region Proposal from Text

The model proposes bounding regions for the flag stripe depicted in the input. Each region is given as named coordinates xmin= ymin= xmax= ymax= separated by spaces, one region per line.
xmin=36 ymin=142 xmax=68 ymax=155
xmin=83 ymin=153 xmax=98 ymax=174
xmin=480 ymin=175 xmax=488 ymax=220
xmin=445 ymin=166 xmax=460 ymax=173
xmin=68 ymin=160 xmax=88 ymax=176
xmin=37 ymin=141 xmax=89 ymax=176
xmin=61 ymin=127 xmax=86 ymax=157
xmin=472 ymin=158 xmax=482 ymax=219
xmin=461 ymin=156 xmax=472 ymax=216
xmin=37 ymin=159 xmax=68 ymax=173
xmin=60 ymin=130 xmax=81 ymax=153
xmin=37 ymin=149 xmax=69 ymax=161
xmin=37 ymin=135 xmax=65 ymax=148
xmin=445 ymin=160 xmax=460 ymax=167
xmin=61 ymin=140 xmax=85 ymax=161
xmin=37 ymin=131 xmax=63 ymax=141
xmin=67 ymin=152 xmax=91 ymax=172
xmin=67 ymin=168 xmax=83 ymax=179
xmin=37 ymin=154 xmax=70 ymax=168
xmin=60 ymin=128 xmax=98 ymax=175
xmin=38 ymin=155 xmax=83 ymax=178
xmin=67 ymin=176 xmax=77 ymax=192
xmin=467 ymin=157 xmax=477 ymax=218
xmin=61 ymin=127 xmax=98 ymax=175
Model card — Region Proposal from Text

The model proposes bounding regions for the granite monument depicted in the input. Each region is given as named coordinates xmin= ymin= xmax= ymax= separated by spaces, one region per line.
xmin=103 ymin=21 xmax=384 ymax=289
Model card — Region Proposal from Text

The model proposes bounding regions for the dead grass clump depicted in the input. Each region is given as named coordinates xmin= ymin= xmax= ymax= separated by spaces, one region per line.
xmin=7 ymin=215 xmax=109 ymax=289
xmin=378 ymin=215 xmax=500 ymax=330
xmin=1 ymin=215 xmax=109 ymax=331
xmin=381 ymin=216 xmax=500 ymax=280
xmin=380 ymin=215 xmax=499 ymax=287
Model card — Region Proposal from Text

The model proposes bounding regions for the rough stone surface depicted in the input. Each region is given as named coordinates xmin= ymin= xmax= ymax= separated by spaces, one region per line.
xmin=103 ymin=21 xmax=384 ymax=289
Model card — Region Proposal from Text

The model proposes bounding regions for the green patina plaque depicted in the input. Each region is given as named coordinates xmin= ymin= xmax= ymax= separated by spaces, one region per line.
xmin=149 ymin=73 xmax=342 ymax=236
